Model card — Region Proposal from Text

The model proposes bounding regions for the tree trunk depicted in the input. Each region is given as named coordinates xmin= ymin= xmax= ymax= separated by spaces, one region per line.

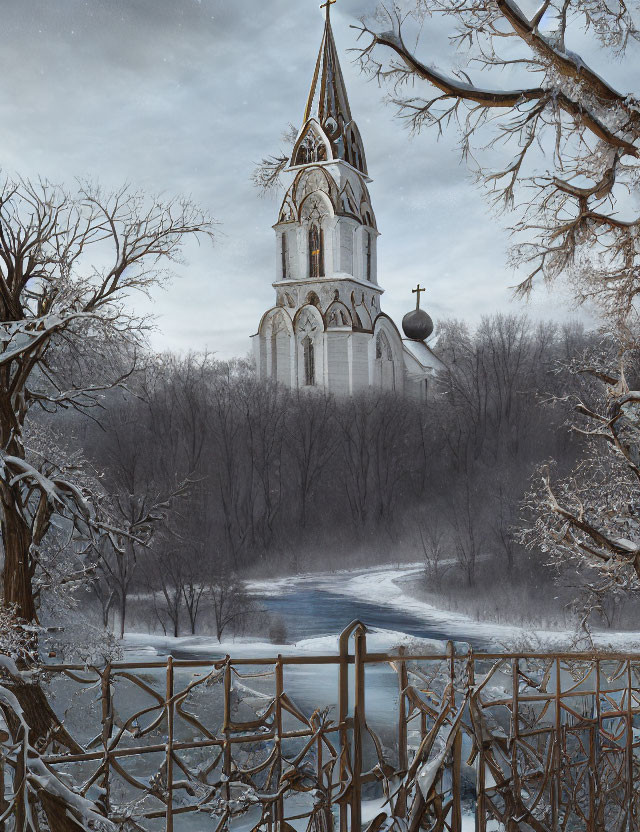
xmin=0 ymin=448 xmax=92 ymax=829
xmin=4 ymin=676 xmax=88 ymax=831
xmin=0 ymin=488 xmax=37 ymax=622
xmin=119 ymin=591 xmax=127 ymax=640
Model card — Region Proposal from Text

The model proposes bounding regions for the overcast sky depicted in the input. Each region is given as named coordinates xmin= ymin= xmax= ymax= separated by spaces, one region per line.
xmin=1 ymin=0 xmax=628 ymax=358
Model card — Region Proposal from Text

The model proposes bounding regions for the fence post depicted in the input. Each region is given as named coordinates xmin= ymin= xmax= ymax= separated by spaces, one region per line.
xmin=275 ymin=656 xmax=284 ymax=831
xmin=222 ymin=657 xmax=232 ymax=814
xmin=0 ymin=738 xmax=6 ymax=832
xmin=338 ymin=626 xmax=351 ymax=832
xmin=449 ymin=642 xmax=461 ymax=832
xmin=100 ymin=662 xmax=112 ymax=817
xmin=626 ymin=659 xmax=634 ymax=832
xmin=470 ymin=656 xmax=485 ymax=832
xmin=393 ymin=645 xmax=408 ymax=819
xmin=165 ymin=655 xmax=174 ymax=832
xmin=552 ymin=657 xmax=561 ymax=830
xmin=352 ymin=624 xmax=366 ymax=832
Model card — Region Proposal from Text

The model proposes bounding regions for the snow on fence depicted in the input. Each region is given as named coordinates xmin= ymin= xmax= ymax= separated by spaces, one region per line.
xmin=2 ymin=620 xmax=640 ymax=831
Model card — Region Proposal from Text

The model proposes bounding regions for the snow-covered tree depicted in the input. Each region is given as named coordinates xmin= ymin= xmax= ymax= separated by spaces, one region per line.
xmin=0 ymin=175 xmax=212 ymax=828
xmin=357 ymin=0 xmax=640 ymax=316
xmin=357 ymin=1 xmax=640 ymax=624
xmin=521 ymin=331 xmax=640 ymax=628
xmin=0 ymin=176 xmax=212 ymax=624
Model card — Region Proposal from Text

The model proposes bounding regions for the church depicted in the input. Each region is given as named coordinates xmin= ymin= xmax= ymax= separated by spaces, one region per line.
xmin=252 ymin=3 xmax=440 ymax=398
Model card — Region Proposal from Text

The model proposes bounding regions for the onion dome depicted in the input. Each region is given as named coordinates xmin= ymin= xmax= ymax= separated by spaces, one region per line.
xmin=402 ymin=284 xmax=434 ymax=341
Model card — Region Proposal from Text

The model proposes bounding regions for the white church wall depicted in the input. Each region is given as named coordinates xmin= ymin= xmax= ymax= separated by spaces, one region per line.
xmin=327 ymin=332 xmax=350 ymax=395
xmin=350 ymin=333 xmax=370 ymax=394
xmin=338 ymin=220 xmax=355 ymax=275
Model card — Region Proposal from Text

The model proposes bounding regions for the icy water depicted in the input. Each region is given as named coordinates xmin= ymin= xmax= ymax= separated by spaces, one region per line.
xmin=253 ymin=585 xmax=494 ymax=649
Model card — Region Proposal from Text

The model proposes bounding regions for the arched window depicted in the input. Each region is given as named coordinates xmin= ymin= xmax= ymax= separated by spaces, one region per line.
xmin=281 ymin=232 xmax=288 ymax=279
xmin=309 ymin=224 xmax=324 ymax=278
xmin=303 ymin=336 xmax=315 ymax=386
xmin=365 ymin=231 xmax=372 ymax=282
xmin=376 ymin=332 xmax=395 ymax=391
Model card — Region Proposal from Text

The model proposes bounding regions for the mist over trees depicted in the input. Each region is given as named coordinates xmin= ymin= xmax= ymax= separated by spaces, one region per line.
xmin=47 ymin=312 xmax=612 ymax=638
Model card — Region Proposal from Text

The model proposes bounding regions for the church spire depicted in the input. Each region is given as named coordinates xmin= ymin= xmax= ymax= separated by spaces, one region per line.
xmin=304 ymin=3 xmax=352 ymax=127
xmin=289 ymin=3 xmax=368 ymax=176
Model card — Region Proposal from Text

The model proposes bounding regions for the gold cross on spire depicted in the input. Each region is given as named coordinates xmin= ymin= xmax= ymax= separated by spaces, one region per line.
xmin=320 ymin=0 xmax=337 ymax=20
xmin=412 ymin=284 xmax=426 ymax=310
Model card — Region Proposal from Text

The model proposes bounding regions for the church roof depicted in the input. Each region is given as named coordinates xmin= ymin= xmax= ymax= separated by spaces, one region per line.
xmin=289 ymin=8 xmax=368 ymax=176
xmin=402 ymin=339 xmax=444 ymax=376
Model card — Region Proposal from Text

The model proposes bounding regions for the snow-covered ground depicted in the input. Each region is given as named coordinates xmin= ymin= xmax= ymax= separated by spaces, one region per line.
xmin=122 ymin=623 xmax=446 ymax=661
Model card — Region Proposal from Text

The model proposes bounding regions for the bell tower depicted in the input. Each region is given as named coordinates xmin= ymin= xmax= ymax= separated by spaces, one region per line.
xmin=253 ymin=3 xmax=437 ymax=397
xmin=273 ymin=1 xmax=381 ymax=320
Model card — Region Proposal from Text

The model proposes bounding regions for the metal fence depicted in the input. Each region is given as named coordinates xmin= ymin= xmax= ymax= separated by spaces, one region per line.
xmin=4 ymin=620 xmax=640 ymax=830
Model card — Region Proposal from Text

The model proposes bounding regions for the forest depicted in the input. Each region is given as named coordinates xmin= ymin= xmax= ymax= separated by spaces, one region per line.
xmin=42 ymin=312 xmax=623 ymax=642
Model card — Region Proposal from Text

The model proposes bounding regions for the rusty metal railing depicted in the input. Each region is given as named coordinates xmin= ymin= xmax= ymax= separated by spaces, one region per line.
xmin=2 ymin=621 xmax=640 ymax=830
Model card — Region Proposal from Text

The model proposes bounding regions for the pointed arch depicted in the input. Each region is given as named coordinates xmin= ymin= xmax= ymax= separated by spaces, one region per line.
xmin=294 ymin=304 xmax=324 ymax=389
xmin=326 ymin=300 xmax=352 ymax=329
xmin=345 ymin=122 xmax=368 ymax=176
xmin=298 ymin=188 xmax=335 ymax=224
xmin=294 ymin=166 xmax=339 ymax=215
xmin=375 ymin=331 xmax=395 ymax=391
xmin=339 ymin=181 xmax=360 ymax=219
xmin=291 ymin=120 xmax=332 ymax=167
xmin=370 ymin=315 xmax=405 ymax=393
xmin=360 ymin=197 xmax=377 ymax=231
xmin=257 ymin=307 xmax=294 ymax=386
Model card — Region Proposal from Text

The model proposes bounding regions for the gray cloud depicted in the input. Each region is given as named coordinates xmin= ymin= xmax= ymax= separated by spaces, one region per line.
xmin=0 ymin=0 xmax=611 ymax=357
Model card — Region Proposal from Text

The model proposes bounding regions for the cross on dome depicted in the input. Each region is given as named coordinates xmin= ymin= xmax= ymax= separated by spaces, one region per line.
xmin=412 ymin=284 xmax=426 ymax=310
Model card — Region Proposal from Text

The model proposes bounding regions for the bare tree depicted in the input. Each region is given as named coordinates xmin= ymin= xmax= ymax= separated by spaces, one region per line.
xmin=147 ymin=537 xmax=186 ymax=639
xmin=209 ymin=570 xmax=252 ymax=643
xmin=447 ymin=477 xmax=487 ymax=587
xmin=0 ymin=177 xmax=212 ymax=623
xmin=0 ymin=175 xmax=212 ymax=831
xmin=356 ymin=2 xmax=640 ymax=318
xmin=419 ymin=517 xmax=450 ymax=592
xmin=285 ymin=390 xmax=337 ymax=529
xmin=521 ymin=330 xmax=640 ymax=629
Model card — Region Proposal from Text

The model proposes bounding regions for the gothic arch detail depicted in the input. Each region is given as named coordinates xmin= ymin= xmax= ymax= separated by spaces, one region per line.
xmin=326 ymin=301 xmax=352 ymax=328
xmin=292 ymin=121 xmax=331 ymax=167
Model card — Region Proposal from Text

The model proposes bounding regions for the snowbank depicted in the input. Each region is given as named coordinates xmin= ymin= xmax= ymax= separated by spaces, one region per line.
xmin=247 ymin=563 xmax=640 ymax=651
xmin=121 ymin=624 xmax=446 ymax=662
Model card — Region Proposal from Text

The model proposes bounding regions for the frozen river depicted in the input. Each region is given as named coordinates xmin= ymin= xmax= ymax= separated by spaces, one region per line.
xmin=248 ymin=574 xmax=494 ymax=649
xmin=134 ymin=564 xmax=497 ymax=666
